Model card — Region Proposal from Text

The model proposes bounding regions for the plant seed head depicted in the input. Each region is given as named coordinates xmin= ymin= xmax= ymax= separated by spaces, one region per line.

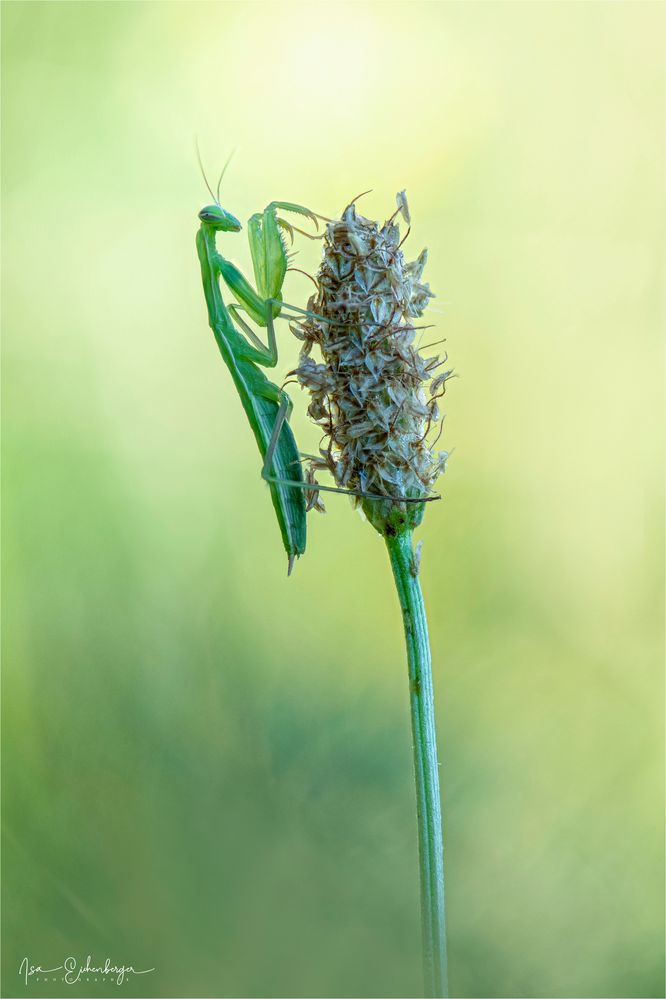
xmin=295 ymin=192 xmax=452 ymax=533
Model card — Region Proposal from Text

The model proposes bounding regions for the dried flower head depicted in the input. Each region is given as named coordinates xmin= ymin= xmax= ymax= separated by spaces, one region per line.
xmin=293 ymin=191 xmax=452 ymax=532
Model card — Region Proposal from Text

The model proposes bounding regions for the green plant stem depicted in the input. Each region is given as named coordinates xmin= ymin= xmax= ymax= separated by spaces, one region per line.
xmin=385 ymin=528 xmax=448 ymax=999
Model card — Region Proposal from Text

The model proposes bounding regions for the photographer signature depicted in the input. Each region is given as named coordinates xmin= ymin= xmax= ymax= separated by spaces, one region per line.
xmin=19 ymin=955 xmax=155 ymax=986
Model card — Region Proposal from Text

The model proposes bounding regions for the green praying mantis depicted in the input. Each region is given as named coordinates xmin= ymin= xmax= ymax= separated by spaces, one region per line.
xmin=196 ymin=163 xmax=436 ymax=573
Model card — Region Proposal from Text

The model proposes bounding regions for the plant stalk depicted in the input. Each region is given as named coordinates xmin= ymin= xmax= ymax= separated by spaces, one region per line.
xmin=385 ymin=528 xmax=448 ymax=999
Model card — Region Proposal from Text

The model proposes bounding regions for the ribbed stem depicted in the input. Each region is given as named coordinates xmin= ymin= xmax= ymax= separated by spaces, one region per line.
xmin=385 ymin=529 xmax=448 ymax=998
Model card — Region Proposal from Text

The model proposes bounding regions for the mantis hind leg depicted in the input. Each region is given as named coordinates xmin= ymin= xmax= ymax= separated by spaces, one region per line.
xmin=261 ymin=397 xmax=440 ymax=506
xmin=260 ymin=393 xmax=296 ymax=479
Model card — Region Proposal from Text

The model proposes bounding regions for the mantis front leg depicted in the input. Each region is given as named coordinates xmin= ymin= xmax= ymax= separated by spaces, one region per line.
xmin=214 ymin=199 xmax=323 ymax=363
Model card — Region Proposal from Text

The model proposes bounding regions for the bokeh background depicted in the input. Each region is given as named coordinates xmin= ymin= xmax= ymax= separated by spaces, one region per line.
xmin=2 ymin=2 xmax=664 ymax=997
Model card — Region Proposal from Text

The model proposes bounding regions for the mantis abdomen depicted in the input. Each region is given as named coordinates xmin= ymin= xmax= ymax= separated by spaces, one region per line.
xmin=224 ymin=349 xmax=306 ymax=560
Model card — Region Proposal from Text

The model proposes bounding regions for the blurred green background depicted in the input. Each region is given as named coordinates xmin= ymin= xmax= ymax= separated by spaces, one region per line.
xmin=2 ymin=2 xmax=664 ymax=997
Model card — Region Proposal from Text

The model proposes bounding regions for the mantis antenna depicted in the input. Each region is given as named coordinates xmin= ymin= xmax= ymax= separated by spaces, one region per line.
xmin=195 ymin=137 xmax=218 ymax=205
xmin=216 ymin=149 xmax=236 ymax=203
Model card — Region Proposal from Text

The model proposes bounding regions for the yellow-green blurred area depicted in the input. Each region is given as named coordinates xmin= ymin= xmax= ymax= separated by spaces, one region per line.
xmin=2 ymin=2 xmax=664 ymax=997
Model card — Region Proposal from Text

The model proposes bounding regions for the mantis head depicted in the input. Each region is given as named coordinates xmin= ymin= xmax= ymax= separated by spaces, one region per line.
xmin=198 ymin=204 xmax=242 ymax=232
xmin=196 ymin=144 xmax=239 ymax=231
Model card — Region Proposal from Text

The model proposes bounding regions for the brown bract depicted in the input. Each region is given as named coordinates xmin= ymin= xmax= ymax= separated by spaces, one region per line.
xmin=292 ymin=192 xmax=452 ymax=510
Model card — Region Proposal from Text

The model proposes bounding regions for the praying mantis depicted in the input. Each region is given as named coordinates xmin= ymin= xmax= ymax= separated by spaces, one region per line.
xmin=195 ymin=159 xmax=330 ymax=574
xmin=196 ymin=166 xmax=437 ymax=573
